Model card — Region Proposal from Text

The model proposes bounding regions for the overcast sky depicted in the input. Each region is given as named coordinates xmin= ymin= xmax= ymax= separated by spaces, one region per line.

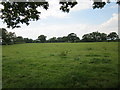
xmin=0 ymin=0 xmax=119 ymax=40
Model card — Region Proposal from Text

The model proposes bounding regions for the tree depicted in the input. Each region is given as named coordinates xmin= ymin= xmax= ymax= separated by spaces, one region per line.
xmin=89 ymin=32 xmax=102 ymax=42
xmin=100 ymin=33 xmax=107 ymax=41
xmin=0 ymin=0 xmax=77 ymax=29
xmin=0 ymin=28 xmax=8 ymax=44
xmin=82 ymin=34 xmax=93 ymax=42
xmin=67 ymin=33 xmax=80 ymax=42
xmin=1 ymin=0 xmax=119 ymax=29
xmin=61 ymin=36 xmax=68 ymax=42
xmin=0 ymin=1 xmax=49 ymax=29
xmin=8 ymin=32 xmax=16 ymax=44
xmin=24 ymin=38 xmax=33 ymax=43
xmin=15 ymin=36 xmax=25 ymax=44
xmin=48 ymin=37 xmax=57 ymax=43
xmin=38 ymin=35 xmax=46 ymax=43
xmin=81 ymin=31 xmax=107 ymax=42
xmin=107 ymin=32 xmax=119 ymax=41
xmin=0 ymin=28 xmax=16 ymax=44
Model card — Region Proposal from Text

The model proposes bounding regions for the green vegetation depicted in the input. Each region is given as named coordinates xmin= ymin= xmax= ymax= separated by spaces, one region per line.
xmin=1 ymin=28 xmax=119 ymax=45
xmin=1 ymin=1 xmax=120 ymax=29
xmin=2 ymin=42 xmax=118 ymax=88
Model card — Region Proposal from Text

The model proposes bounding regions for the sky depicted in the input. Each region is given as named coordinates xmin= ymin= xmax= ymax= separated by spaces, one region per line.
xmin=0 ymin=0 xmax=119 ymax=40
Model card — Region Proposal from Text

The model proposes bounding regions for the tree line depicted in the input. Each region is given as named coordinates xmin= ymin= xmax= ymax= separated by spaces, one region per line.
xmin=0 ymin=28 xmax=119 ymax=45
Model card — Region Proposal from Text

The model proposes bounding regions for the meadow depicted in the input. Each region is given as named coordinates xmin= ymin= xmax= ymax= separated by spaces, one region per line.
xmin=2 ymin=42 xmax=118 ymax=88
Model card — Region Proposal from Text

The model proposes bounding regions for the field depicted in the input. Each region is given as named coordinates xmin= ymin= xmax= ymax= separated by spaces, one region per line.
xmin=2 ymin=42 xmax=118 ymax=88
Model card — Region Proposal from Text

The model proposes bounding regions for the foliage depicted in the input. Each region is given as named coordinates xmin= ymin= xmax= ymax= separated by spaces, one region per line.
xmin=1 ymin=28 xmax=119 ymax=45
xmin=1 ymin=1 xmax=49 ymax=29
xmin=0 ymin=0 xmax=119 ymax=28
xmin=82 ymin=31 xmax=110 ymax=42
xmin=24 ymin=38 xmax=33 ymax=43
xmin=38 ymin=35 xmax=47 ymax=43
xmin=0 ymin=0 xmax=77 ymax=28
xmin=107 ymin=32 xmax=119 ymax=41
xmin=59 ymin=0 xmax=78 ymax=13
xmin=67 ymin=33 xmax=80 ymax=42
xmin=15 ymin=36 xmax=25 ymax=44
xmin=0 ymin=28 xmax=16 ymax=45
xmin=48 ymin=37 xmax=57 ymax=43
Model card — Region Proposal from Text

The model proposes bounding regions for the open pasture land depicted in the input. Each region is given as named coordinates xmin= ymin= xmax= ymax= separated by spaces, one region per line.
xmin=2 ymin=42 xmax=118 ymax=88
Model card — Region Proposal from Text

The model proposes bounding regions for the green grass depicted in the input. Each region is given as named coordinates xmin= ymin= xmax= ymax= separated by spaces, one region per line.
xmin=2 ymin=42 xmax=118 ymax=88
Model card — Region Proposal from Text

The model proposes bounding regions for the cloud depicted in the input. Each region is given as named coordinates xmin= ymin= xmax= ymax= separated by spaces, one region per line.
xmin=37 ymin=0 xmax=70 ymax=19
xmin=71 ymin=0 xmax=93 ymax=11
xmin=37 ymin=0 xmax=93 ymax=19
xmin=98 ymin=13 xmax=118 ymax=34
xmin=0 ymin=1 xmax=118 ymax=40
xmin=10 ymin=13 xmax=118 ymax=40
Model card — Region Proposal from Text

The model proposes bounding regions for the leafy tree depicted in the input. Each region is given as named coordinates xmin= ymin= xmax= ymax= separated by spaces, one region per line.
xmin=56 ymin=37 xmax=63 ymax=42
xmin=90 ymin=32 xmax=101 ymax=42
xmin=59 ymin=0 xmax=77 ymax=13
xmin=8 ymin=32 xmax=16 ymax=44
xmin=38 ymin=35 xmax=46 ymax=43
xmin=100 ymin=33 xmax=107 ymax=41
xmin=82 ymin=31 xmax=107 ymax=42
xmin=1 ymin=1 xmax=49 ymax=29
xmin=0 ymin=0 xmax=77 ymax=28
xmin=61 ymin=36 xmax=68 ymax=42
xmin=82 ymin=34 xmax=93 ymax=42
xmin=107 ymin=32 xmax=119 ymax=41
xmin=48 ymin=37 xmax=57 ymax=43
xmin=67 ymin=33 xmax=80 ymax=42
xmin=0 ymin=28 xmax=8 ymax=44
xmin=24 ymin=38 xmax=33 ymax=43
xmin=1 ymin=0 xmax=119 ymax=29
xmin=15 ymin=36 xmax=25 ymax=44
xmin=0 ymin=28 xmax=16 ymax=44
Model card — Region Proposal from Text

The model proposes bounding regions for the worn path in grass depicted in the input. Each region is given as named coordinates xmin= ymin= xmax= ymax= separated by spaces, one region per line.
xmin=2 ymin=42 xmax=118 ymax=88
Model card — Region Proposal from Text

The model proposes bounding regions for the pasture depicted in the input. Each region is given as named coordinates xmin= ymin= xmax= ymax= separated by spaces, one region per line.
xmin=2 ymin=42 xmax=118 ymax=88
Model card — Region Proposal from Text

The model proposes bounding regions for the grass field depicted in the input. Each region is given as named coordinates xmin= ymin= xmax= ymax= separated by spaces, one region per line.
xmin=2 ymin=42 xmax=118 ymax=88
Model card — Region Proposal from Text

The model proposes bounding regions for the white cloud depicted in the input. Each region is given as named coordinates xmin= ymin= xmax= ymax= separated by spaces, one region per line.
xmin=110 ymin=4 xmax=118 ymax=8
xmin=98 ymin=13 xmax=118 ymax=34
xmin=0 ymin=1 xmax=118 ymax=39
xmin=8 ymin=13 xmax=118 ymax=40
xmin=71 ymin=0 xmax=93 ymax=11
xmin=38 ymin=0 xmax=93 ymax=19
xmin=37 ymin=0 xmax=70 ymax=19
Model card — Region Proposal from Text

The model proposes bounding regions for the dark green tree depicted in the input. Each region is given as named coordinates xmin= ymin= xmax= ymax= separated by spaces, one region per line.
xmin=107 ymin=32 xmax=119 ymax=41
xmin=15 ymin=36 xmax=25 ymax=44
xmin=1 ymin=0 xmax=119 ymax=29
xmin=0 ymin=28 xmax=9 ymax=44
xmin=0 ymin=28 xmax=16 ymax=44
xmin=48 ymin=37 xmax=57 ymax=43
xmin=82 ymin=34 xmax=93 ymax=42
xmin=67 ymin=33 xmax=80 ymax=42
xmin=0 ymin=0 xmax=77 ymax=28
xmin=38 ymin=35 xmax=46 ymax=43
xmin=100 ymin=33 xmax=107 ymax=41
xmin=57 ymin=37 xmax=65 ymax=42
xmin=0 ymin=1 xmax=49 ymax=29
xmin=7 ymin=32 xmax=16 ymax=44
xmin=24 ymin=38 xmax=33 ymax=43
xmin=61 ymin=36 xmax=68 ymax=42
xmin=82 ymin=31 xmax=107 ymax=42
